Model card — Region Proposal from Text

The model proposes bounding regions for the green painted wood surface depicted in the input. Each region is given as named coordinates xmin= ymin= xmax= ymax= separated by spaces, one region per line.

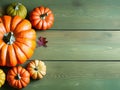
xmin=2 ymin=62 xmax=120 ymax=90
xmin=0 ymin=0 xmax=120 ymax=90
xmin=31 ymin=31 xmax=120 ymax=60
xmin=1 ymin=0 xmax=120 ymax=29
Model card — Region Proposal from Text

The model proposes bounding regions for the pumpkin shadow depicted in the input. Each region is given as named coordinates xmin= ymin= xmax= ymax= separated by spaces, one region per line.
xmin=1 ymin=81 xmax=18 ymax=90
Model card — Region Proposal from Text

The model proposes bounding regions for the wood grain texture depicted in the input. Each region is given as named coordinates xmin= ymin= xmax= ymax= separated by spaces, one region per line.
xmin=2 ymin=62 xmax=120 ymax=90
xmin=1 ymin=0 xmax=120 ymax=29
xmin=31 ymin=31 xmax=120 ymax=60
xmin=0 ymin=0 xmax=120 ymax=90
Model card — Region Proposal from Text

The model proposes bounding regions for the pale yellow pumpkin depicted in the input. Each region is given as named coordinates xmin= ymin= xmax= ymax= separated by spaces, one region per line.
xmin=0 ymin=69 xmax=5 ymax=87
xmin=27 ymin=60 xmax=46 ymax=79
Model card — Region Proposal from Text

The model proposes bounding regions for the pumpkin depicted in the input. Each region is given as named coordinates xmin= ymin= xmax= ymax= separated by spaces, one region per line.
xmin=27 ymin=60 xmax=46 ymax=79
xmin=0 ymin=69 xmax=5 ymax=87
xmin=30 ymin=6 xmax=54 ymax=30
xmin=7 ymin=66 xmax=30 ymax=89
xmin=0 ymin=15 xmax=36 ymax=67
xmin=6 ymin=2 xmax=27 ymax=19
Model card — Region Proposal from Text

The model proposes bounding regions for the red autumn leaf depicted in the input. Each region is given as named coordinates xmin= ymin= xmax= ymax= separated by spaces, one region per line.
xmin=37 ymin=36 xmax=48 ymax=47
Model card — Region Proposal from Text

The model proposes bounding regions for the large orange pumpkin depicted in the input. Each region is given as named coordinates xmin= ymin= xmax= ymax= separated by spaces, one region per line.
xmin=0 ymin=15 xmax=36 ymax=67
xmin=7 ymin=66 xmax=30 ymax=89
xmin=30 ymin=6 xmax=54 ymax=30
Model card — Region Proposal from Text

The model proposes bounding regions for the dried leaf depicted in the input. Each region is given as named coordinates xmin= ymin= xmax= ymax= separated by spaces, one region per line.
xmin=37 ymin=36 xmax=48 ymax=47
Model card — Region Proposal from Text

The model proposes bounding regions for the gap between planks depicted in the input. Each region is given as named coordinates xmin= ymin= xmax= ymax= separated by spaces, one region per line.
xmin=28 ymin=60 xmax=120 ymax=62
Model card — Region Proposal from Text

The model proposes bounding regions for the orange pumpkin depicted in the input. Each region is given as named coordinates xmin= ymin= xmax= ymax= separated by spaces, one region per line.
xmin=0 ymin=15 xmax=36 ymax=67
xmin=7 ymin=66 xmax=30 ymax=89
xmin=27 ymin=60 xmax=46 ymax=79
xmin=30 ymin=6 xmax=54 ymax=30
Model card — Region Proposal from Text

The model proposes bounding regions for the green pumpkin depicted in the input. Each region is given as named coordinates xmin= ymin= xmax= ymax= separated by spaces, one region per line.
xmin=6 ymin=2 xmax=27 ymax=19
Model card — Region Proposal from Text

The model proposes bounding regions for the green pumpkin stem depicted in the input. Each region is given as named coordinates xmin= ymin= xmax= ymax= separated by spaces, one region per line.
xmin=40 ymin=13 xmax=48 ymax=20
xmin=34 ymin=67 xmax=38 ymax=71
xmin=3 ymin=32 xmax=15 ymax=45
xmin=15 ymin=3 xmax=22 ymax=10
xmin=15 ymin=74 xmax=21 ymax=80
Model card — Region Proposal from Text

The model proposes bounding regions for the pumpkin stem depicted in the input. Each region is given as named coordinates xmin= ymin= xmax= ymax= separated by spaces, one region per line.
xmin=3 ymin=32 xmax=15 ymax=45
xmin=34 ymin=67 xmax=38 ymax=71
xmin=15 ymin=74 xmax=21 ymax=80
xmin=14 ymin=3 xmax=22 ymax=10
xmin=40 ymin=13 xmax=48 ymax=20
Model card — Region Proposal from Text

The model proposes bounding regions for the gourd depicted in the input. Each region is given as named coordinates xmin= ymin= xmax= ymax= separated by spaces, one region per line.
xmin=6 ymin=2 xmax=27 ymax=19
xmin=0 ymin=69 xmax=5 ymax=87
xmin=30 ymin=6 xmax=54 ymax=30
xmin=27 ymin=60 xmax=46 ymax=79
xmin=7 ymin=66 xmax=30 ymax=89
xmin=0 ymin=15 xmax=36 ymax=67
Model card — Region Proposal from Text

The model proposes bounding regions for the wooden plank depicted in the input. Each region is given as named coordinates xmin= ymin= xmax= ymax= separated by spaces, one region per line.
xmin=2 ymin=62 xmax=120 ymax=90
xmin=1 ymin=0 xmax=120 ymax=29
xmin=31 ymin=31 xmax=120 ymax=60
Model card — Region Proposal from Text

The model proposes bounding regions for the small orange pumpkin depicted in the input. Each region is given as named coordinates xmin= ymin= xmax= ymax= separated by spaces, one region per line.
xmin=0 ymin=15 xmax=36 ymax=67
xmin=30 ymin=6 xmax=54 ymax=30
xmin=27 ymin=60 xmax=46 ymax=79
xmin=7 ymin=66 xmax=30 ymax=89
